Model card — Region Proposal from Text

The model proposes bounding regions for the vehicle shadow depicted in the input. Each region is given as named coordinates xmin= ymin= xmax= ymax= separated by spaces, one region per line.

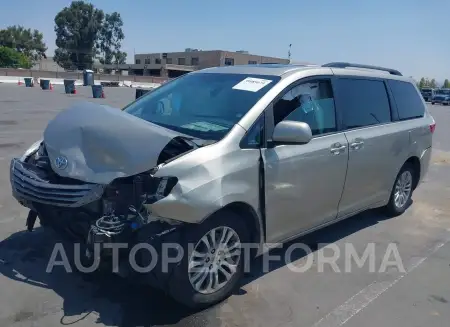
xmin=0 ymin=205 xmax=405 ymax=326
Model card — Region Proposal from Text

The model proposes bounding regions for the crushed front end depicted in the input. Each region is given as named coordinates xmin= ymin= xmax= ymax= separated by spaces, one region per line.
xmin=10 ymin=141 xmax=187 ymax=288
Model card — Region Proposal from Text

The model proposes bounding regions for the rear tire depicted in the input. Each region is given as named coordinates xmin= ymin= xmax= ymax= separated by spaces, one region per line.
xmin=168 ymin=210 xmax=249 ymax=309
xmin=384 ymin=163 xmax=415 ymax=216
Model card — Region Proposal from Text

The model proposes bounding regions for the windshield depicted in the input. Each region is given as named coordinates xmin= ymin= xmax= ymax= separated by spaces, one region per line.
xmin=123 ymin=72 xmax=280 ymax=140
xmin=421 ymin=88 xmax=432 ymax=92
xmin=436 ymin=89 xmax=450 ymax=95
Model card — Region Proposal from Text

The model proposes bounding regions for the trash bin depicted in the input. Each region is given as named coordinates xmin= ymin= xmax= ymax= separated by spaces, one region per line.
xmin=91 ymin=85 xmax=103 ymax=98
xmin=64 ymin=79 xmax=76 ymax=94
xmin=135 ymin=88 xmax=152 ymax=100
xmin=24 ymin=77 xmax=33 ymax=87
xmin=41 ymin=79 xmax=50 ymax=90
xmin=83 ymin=69 xmax=94 ymax=86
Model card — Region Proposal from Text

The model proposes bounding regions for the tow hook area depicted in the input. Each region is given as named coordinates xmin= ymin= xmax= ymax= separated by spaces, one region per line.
xmin=26 ymin=210 xmax=38 ymax=232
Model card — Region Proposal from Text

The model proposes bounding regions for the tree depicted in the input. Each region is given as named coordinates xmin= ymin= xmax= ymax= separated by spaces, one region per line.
xmin=54 ymin=2 xmax=126 ymax=70
xmin=114 ymin=50 xmax=127 ymax=64
xmin=418 ymin=77 xmax=439 ymax=89
xmin=430 ymin=78 xmax=437 ymax=88
xmin=0 ymin=46 xmax=32 ymax=68
xmin=444 ymin=79 xmax=450 ymax=88
xmin=54 ymin=1 xmax=104 ymax=70
xmin=0 ymin=25 xmax=47 ymax=63
xmin=418 ymin=77 xmax=426 ymax=89
xmin=97 ymin=12 xmax=127 ymax=65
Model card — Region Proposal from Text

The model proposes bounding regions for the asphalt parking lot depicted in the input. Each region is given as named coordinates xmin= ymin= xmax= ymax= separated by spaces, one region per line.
xmin=0 ymin=83 xmax=450 ymax=327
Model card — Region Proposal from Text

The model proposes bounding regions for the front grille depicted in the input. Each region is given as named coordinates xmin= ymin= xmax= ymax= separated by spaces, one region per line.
xmin=10 ymin=158 xmax=104 ymax=207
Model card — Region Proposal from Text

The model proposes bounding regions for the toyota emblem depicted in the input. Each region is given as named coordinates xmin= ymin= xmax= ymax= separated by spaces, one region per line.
xmin=54 ymin=156 xmax=68 ymax=170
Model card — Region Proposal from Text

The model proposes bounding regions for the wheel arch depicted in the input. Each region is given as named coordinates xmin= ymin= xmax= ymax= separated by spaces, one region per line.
xmin=204 ymin=202 xmax=263 ymax=254
xmin=404 ymin=156 xmax=421 ymax=190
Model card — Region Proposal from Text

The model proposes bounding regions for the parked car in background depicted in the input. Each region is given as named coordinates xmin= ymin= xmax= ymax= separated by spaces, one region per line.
xmin=431 ymin=88 xmax=450 ymax=105
xmin=10 ymin=62 xmax=434 ymax=309
xmin=420 ymin=87 xmax=435 ymax=102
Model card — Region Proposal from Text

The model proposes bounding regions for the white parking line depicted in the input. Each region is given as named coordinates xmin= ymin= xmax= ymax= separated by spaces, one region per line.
xmin=310 ymin=235 xmax=450 ymax=327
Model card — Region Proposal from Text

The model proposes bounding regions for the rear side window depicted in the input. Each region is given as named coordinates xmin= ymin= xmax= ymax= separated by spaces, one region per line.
xmin=388 ymin=80 xmax=425 ymax=120
xmin=336 ymin=78 xmax=391 ymax=129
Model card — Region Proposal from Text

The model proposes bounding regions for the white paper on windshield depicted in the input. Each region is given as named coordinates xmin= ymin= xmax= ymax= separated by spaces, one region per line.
xmin=232 ymin=77 xmax=272 ymax=92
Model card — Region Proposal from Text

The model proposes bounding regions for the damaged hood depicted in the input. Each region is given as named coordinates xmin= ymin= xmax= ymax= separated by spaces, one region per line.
xmin=43 ymin=101 xmax=187 ymax=184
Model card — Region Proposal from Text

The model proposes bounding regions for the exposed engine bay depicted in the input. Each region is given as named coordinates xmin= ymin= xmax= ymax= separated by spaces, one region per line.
xmin=13 ymin=140 xmax=187 ymax=258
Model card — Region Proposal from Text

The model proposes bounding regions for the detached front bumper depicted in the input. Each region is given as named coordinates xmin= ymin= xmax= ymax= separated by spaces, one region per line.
xmin=10 ymin=158 xmax=105 ymax=210
xmin=9 ymin=158 xmax=185 ymax=290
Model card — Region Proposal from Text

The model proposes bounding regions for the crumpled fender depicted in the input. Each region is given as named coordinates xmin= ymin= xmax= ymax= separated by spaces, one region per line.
xmin=147 ymin=125 xmax=261 ymax=224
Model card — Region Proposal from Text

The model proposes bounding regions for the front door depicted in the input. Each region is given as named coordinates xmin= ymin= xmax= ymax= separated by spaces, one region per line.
xmin=262 ymin=78 xmax=349 ymax=243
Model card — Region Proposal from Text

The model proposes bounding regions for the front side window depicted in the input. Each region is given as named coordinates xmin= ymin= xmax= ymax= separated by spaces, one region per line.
xmin=273 ymin=79 xmax=337 ymax=136
xmin=123 ymin=73 xmax=280 ymax=141
xmin=241 ymin=115 xmax=264 ymax=148
xmin=336 ymin=78 xmax=391 ymax=129
xmin=388 ymin=80 xmax=425 ymax=120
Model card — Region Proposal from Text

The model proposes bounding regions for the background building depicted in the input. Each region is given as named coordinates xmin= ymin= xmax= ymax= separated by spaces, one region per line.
xmin=95 ymin=49 xmax=291 ymax=78
xmin=31 ymin=57 xmax=65 ymax=72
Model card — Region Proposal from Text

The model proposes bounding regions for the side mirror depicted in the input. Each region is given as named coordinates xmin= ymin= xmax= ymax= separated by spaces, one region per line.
xmin=272 ymin=120 xmax=312 ymax=144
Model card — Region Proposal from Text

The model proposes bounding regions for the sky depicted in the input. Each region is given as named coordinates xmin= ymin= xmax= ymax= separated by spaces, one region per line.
xmin=0 ymin=0 xmax=448 ymax=81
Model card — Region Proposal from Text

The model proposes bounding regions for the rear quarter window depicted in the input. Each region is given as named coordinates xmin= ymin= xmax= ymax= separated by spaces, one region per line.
xmin=388 ymin=80 xmax=425 ymax=120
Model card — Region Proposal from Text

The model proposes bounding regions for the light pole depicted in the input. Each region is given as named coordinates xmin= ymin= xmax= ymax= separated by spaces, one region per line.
xmin=288 ymin=44 xmax=292 ymax=63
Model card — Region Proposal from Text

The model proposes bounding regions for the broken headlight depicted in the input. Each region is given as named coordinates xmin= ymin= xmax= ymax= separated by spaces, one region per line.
xmin=20 ymin=140 xmax=42 ymax=162
xmin=104 ymin=174 xmax=178 ymax=210
xmin=144 ymin=176 xmax=179 ymax=204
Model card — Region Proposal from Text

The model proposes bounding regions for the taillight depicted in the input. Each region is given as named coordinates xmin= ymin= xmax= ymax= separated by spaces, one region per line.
xmin=430 ymin=122 xmax=436 ymax=133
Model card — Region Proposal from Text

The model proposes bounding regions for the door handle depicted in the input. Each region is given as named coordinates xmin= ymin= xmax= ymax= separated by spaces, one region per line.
xmin=350 ymin=141 xmax=364 ymax=150
xmin=330 ymin=144 xmax=346 ymax=155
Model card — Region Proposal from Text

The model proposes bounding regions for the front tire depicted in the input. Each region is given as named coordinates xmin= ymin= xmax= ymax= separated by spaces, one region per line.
xmin=168 ymin=210 xmax=249 ymax=309
xmin=384 ymin=163 xmax=415 ymax=216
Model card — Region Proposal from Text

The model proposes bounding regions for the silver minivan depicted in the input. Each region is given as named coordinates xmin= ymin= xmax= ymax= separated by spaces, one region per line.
xmin=10 ymin=62 xmax=435 ymax=308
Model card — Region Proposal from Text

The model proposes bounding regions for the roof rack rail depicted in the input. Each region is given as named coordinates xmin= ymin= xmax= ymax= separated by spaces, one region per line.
xmin=322 ymin=62 xmax=402 ymax=76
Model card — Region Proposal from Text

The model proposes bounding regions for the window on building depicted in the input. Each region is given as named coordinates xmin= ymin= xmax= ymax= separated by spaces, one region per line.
xmin=155 ymin=58 xmax=161 ymax=64
xmin=273 ymin=79 xmax=337 ymax=136
xmin=387 ymin=80 xmax=425 ymax=120
xmin=225 ymin=58 xmax=235 ymax=66
xmin=166 ymin=58 xmax=173 ymax=64
xmin=336 ymin=78 xmax=391 ymax=129
xmin=144 ymin=58 xmax=151 ymax=64
xmin=178 ymin=58 xmax=186 ymax=65
xmin=248 ymin=60 xmax=257 ymax=65
xmin=135 ymin=59 xmax=141 ymax=64
xmin=191 ymin=57 xmax=199 ymax=66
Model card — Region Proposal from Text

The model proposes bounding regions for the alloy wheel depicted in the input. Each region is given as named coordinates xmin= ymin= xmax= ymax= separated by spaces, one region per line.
xmin=394 ymin=170 xmax=412 ymax=209
xmin=188 ymin=226 xmax=241 ymax=294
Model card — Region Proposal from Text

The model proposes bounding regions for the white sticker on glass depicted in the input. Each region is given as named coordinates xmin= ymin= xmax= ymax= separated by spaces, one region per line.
xmin=232 ymin=77 xmax=272 ymax=92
